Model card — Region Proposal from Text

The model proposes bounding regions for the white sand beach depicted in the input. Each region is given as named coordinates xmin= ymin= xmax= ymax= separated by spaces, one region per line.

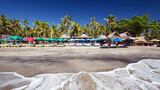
xmin=0 ymin=46 xmax=160 ymax=77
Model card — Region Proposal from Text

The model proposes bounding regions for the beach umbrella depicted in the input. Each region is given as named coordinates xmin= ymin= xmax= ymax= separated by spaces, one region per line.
xmin=34 ymin=37 xmax=45 ymax=41
xmin=75 ymin=39 xmax=80 ymax=41
xmin=2 ymin=38 xmax=13 ymax=41
xmin=7 ymin=35 xmax=23 ymax=41
xmin=0 ymin=39 xmax=5 ymax=42
xmin=98 ymin=38 xmax=103 ymax=40
xmin=23 ymin=38 xmax=27 ymax=41
xmin=90 ymin=38 xmax=96 ymax=41
xmin=53 ymin=39 xmax=57 ymax=41
xmin=114 ymin=38 xmax=123 ymax=42
xmin=69 ymin=39 xmax=75 ymax=41
xmin=64 ymin=39 xmax=67 ymax=41
xmin=110 ymin=38 xmax=114 ymax=41
xmin=24 ymin=37 xmax=34 ymax=41
xmin=96 ymin=38 xmax=102 ymax=41
xmin=79 ymin=39 xmax=85 ymax=41
xmin=45 ymin=38 xmax=55 ymax=41
xmin=57 ymin=38 xmax=65 ymax=42
xmin=86 ymin=38 xmax=91 ymax=41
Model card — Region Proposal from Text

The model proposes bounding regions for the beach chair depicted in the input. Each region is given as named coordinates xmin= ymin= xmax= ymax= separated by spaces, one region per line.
xmin=76 ymin=43 xmax=82 ymax=47
xmin=57 ymin=43 xmax=65 ymax=47
xmin=82 ymin=42 xmax=86 ymax=46
xmin=74 ymin=42 xmax=77 ymax=46
xmin=69 ymin=43 xmax=74 ymax=47
xmin=94 ymin=43 xmax=100 ymax=46
xmin=53 ymin=43 xmax=57 ymax=46
xmin=36 ymin=44 xmax=44 ymax=47
xmin=65 ymin=43 xmax=68 ymax=46
xmin=85 ymin=43 xmax=91 ymax=47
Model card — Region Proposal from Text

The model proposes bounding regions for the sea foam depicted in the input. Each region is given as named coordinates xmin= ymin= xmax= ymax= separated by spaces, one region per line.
xmin=0 ymin=59 xmax=160 ymax=90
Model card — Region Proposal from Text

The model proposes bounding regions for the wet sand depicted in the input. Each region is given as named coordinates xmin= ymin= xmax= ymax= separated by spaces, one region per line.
xmin=0 ymin=46 xmax=160 ymax=77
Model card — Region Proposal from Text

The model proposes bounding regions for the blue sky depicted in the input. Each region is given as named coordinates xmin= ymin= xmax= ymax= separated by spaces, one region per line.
xmin=0 ymin=0 xmax=160 ymax=27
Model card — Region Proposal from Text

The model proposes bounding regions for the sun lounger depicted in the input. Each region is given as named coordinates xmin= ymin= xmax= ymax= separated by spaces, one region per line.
xmin=82 ymin=43 xmax=86 ymax=46
xmin=36 ymin=44 xmax=44 ymax=47
xmin=76 ymin=43 xmax=82 ymax=47
xmin=57 ymin=43 xmax=65 ymax=47
xmin=85 ymin=43 xmax=91 ymax=47
xmin=69 ymin=43 xmax=74 ymax=47
xmin=100 ymin=46 xmax=117 ymax=48
xmin=94 ymin=43 xmax=100 ymax=46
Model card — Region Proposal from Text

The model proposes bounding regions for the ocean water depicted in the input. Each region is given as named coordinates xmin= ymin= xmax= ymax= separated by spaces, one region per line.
xmin=0 ymin=59 xmax=160 ymax=90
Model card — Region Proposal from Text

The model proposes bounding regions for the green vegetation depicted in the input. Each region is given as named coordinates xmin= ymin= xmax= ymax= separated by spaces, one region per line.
xmin=0 ymin=14 xmax=160 ymax=39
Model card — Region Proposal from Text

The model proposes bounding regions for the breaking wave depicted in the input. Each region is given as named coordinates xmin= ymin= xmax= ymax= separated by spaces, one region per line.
xmin=0 ymin=59 xmax=160 ymax=90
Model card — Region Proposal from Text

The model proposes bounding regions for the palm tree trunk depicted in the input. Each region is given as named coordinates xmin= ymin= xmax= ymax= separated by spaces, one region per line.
xmin=25 ymin=26 xmax=27 ymax=37
xmin=15 ymin=29 xmax=17 ymax=35
xmin=51 ymin=30 xmax=53 ymax=38
xmin=38 ymin=28 xmax=40 ymax=38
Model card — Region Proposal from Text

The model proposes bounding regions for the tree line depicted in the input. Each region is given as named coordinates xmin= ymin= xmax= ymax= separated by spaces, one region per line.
xmin=0 ymin=14 xmax=160 ymax=39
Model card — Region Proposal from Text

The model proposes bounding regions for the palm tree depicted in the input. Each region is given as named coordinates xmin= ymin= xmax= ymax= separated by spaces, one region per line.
xmin=0 ymin=15 xmax=10 ymax=35
xmin=152 ymin=19 xmax=160 ymax=39
xmin=61 ymin=14 xmax=73 ymax=36
xmin=85 ymin=24 xmax=90 ymax=34
xmin=98 ymin=23 xmax=105 ymax=35
xmin=70 ymin=22 xmax=80 ymax=37
xmin=104 ymin=14 xmax=117 ymax=34
xmin=23 ymin=19 xmax=28 ymax=37
xmin=90 ymin=17 xmax=99 ymax=37
xmin=33 ymin=20 xmax=41 ymax=37
xmin=51 ymin=24 xmax=57 ymax=38
xmin=40 ymin=22 xmax=49 ymax=38
xmin=9 ymin=19 xmax=21 ymax=35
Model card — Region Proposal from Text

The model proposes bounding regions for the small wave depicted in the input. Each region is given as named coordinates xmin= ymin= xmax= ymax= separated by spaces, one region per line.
xmin=0 ymin=59 xmax=160 ymax=90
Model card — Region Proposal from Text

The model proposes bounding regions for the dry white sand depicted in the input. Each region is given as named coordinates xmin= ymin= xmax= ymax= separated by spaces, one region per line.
xmin=0 ymin=46 xmax=160 ymax=77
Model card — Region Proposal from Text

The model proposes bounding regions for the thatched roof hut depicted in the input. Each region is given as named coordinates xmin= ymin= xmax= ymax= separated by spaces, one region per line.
xmin=0 ymin=34 xmax=12 ymax=39
xmin=98 ymin=34 xmax=108 ymax=39
xmin=59 ymin=33 xmax=70 ymax=39
xmin=150 ymin=39 xmax=160 ymax=42
xmin=107 ymin=31 xmax=121 ymax=39
xmin=119 ymin=32 xmax=133 ymax=40
xmin=134 ymin=36 xmax=149 ymax=42
xmin=120 ymin=32 xmax=132 ymax=37
xmin=74 ymin=32 xmax=93 ymax=38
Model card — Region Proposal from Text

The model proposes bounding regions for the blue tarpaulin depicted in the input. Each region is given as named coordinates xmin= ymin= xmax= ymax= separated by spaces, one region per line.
xmin=114 ymin=38 xmax=123 ymax=42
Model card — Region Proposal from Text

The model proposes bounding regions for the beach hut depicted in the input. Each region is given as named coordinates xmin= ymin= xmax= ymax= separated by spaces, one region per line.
xmin=74 ymin=32 xmax=93 ymax=39
xmin=150 ymin=39 xmax=160 ymax=47
xmin=107 ymin=31 xmax=121 ymax=39
xmin=73 ymin=32 xmax=93 ymax=46
xmin=59 ymin=33 xmax=70 ymax=45
xmin=98 ymin=34 xmax=108 ymax=40
xmin=150 ymin=39 xmax=160 ymax=42
xmin=59 ymin=33 xmax=70 ymax=39
xmin=0 ymin=34 xmax=12 ymax=39
xmin=97 ymin=34 xmax=107 ymax=45
xmin=134 ymin=36 xmax=151 ymax=46
xmin=120 ymin=32 xmax=134 ymax=46
xmin=119 ymin=32 xmax=133 ymax=40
